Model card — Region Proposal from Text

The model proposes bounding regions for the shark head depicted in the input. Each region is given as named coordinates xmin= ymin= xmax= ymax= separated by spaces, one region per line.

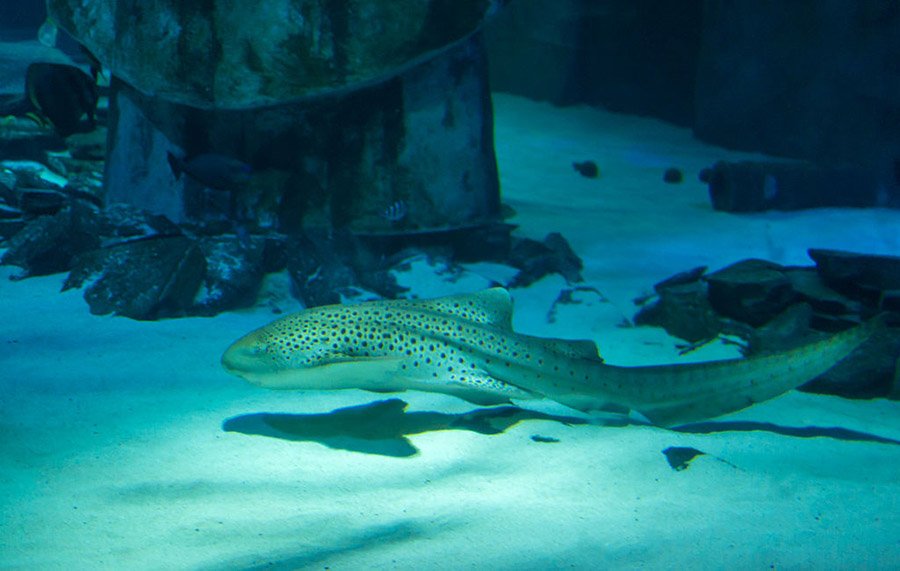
xmin=221 ymin=304 xmax=408 ymax=391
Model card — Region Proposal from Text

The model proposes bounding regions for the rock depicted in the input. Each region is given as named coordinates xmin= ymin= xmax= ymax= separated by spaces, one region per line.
xmin=1 ymin=202 xmax=101 ymax=278
xmin=783 ymin=267 xmax=859 ymax=315
xmin=0 ymin=204 xmax=23 ymax=219
xmin=65 ymin=236 xmax=206 ymax=320
xmin=192 ymin=235 xmax=266 ymax=315
xmin=880 ymin=290 xmax=900 ymax=314
xmin=634 ymin=266 xmax=723 ymax=343
xmin=17 ymin=188 xmax=68 ymax=216
xmin=66 ymin=128 xmax=108 ymax=161
xmin=745 ymin=303 xmax=817 ymax=355
xmin=800 ymin=325 xmax=900 ymax=399
xmin=663 ymin=168 xmax=683 ymax=184
xmin=654 ymin=266 xmax=707 ymax=293
xmin=0 ymin=168 xmax=16 ymax=198
xmin=260 ymin=234 xmax=289 ymax=274
xmin=808 ymin=248 xmax=900 ymax=306
xmin=0 ymin=160 xmax=67 ymax=190
xmin=634 ymin=279 xmax=722 ymax=343
xmin=0 ymin=218 xmax=27 ymax=241
xmin=704 ymin=258 xmax=796 ymax=326
xmin=508 ymin=232 xmax=583 ymax=288
xmin=808 ymin=312 xmax=864 ymax=334
xmin=286 ymin=231 xmax=404 ymax=308
xmin=0 ymin=116 xmax=67 ymax=160
xmin=49 ymin=0 xmax=509 ymax=109
xmin=360 ymin=223 xmax=513 ymax=265
xmin=573 ymin=160 xmax=599 ymax=178
xmin=97 ymin=203 xmax=183 ymax=242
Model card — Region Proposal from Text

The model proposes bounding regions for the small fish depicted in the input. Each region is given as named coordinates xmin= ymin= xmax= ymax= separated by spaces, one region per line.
xmin=25 ymin=63 xmax=98 ymax=137
xmin=381 ymin=200 xmax=408 ymax=223
xmin=167 ymin=152 xmax=253 ymax=191
xmin=222 ymin=288 xmax=878 ymax=427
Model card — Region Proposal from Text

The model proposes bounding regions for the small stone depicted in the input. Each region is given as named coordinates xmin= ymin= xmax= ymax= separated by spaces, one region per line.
xmin=663 ymin=167 xmax=683 ymax=184
xmin=572 ymin=160 xmax=599 ymax=179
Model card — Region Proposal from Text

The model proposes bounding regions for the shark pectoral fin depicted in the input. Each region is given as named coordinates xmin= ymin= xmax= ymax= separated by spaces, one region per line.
xmin=443 ymin=368 xmax=536 ymax=407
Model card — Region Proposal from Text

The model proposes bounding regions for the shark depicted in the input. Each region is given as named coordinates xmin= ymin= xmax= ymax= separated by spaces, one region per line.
xmin=221 ymin=288 xmax=878 ymax=427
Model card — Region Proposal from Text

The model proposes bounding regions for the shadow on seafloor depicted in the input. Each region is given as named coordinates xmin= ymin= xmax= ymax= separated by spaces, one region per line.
xmin=222 ymin=398 xmax=900 ymax=458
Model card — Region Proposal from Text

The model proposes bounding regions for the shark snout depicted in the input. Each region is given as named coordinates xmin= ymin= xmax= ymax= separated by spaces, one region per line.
xmin=221 ymin=337 xmax=268 ymax=375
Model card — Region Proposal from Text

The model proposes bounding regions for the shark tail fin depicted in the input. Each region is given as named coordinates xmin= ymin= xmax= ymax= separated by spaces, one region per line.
xmin=601 ymin=317 xmax=882 ymax=427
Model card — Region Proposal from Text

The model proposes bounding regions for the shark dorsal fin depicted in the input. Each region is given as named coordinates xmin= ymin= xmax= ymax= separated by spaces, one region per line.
xmin=396 ymin=288 xmax=514 ymax=329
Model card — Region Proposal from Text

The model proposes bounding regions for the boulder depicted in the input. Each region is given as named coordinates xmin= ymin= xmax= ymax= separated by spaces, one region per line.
xmin=783 ymin=267 xmax=859 ymax=316
xmin=634 ymin=279 xmax=722 ymax=343
xmin=808 ymin=248 xmax=900 ymax=307
xmin=704 ymin=259 xmax=796 ymax=326
xmin=192 ymin=235 xmax=266 ymax=315
xmin=800 ymin=326 xmax=900 ymax=399
xmin=65 ymin=236 xmax=206 ymax=320
xmin=507 ymin=232 xmax=583 ymax=288
xmin=286 ymin=231 xmax=405 ymax=308
xmin=1 ymin=202 xmax=101 ymax=278
xmin=49 ymin=0 xmax=509 ymax=109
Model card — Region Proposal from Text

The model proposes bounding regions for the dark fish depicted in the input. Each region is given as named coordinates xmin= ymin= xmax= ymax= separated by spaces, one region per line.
xmin=167 ymin=151 xmax=253 ymax=191
xmin=25 ymin=63 xmax=98 ymax=137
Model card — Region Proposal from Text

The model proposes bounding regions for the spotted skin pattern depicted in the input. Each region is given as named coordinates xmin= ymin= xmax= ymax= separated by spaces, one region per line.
xmin=222 ymin=289 xmax=877 ymax=426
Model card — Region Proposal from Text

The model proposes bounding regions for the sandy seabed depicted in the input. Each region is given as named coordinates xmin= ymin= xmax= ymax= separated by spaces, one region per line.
xmin=1 ymin=93 xmax=898 ymax=570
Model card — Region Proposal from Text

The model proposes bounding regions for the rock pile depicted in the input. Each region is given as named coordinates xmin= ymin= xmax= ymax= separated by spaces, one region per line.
xmin=635 ymin=253 xmax=900 ymax=398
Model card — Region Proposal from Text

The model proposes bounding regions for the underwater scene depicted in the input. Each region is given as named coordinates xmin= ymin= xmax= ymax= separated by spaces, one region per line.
xmin=1 ymin=1 xmax=899 ymax=569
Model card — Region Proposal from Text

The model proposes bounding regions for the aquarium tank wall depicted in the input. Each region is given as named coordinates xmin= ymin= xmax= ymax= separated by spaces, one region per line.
xmin=0 ymin=1 xmax=898 ymax=569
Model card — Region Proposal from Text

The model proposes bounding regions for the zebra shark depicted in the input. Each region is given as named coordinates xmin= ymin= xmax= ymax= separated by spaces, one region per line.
xmin=221 ymin=288 xmax=876 ymax=426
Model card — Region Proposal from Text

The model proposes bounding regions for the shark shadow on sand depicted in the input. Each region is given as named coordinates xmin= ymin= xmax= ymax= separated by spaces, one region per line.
xmin=223 ymin=398 xmax=900 ymax=458
xmin=222 ymin=398 xmax=592 ymax=457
